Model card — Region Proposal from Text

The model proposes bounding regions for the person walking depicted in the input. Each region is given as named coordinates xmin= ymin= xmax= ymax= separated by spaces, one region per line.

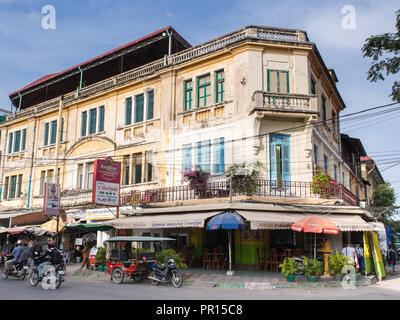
xmin=387 ymin=246 xmax=397 ymax=274
xmin=80 ymin=242 xmax=90 ymax=271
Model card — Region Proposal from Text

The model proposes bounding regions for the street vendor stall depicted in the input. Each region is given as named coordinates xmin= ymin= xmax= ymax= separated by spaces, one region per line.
xmin=62 ymin=223 xmax=114 ymax=263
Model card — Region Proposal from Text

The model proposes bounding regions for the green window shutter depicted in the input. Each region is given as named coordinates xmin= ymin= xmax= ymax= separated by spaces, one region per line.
xmin=184 ymin=80 xmax=192 ymax=111
xmin=50 ymin=120 xmax=57 ymax=145
xmin=59 ymin=119 xmax=64 ymax=142
xmin=8 ymin=132 xmax=13 ymax=154
xmin=147 ymin=90 xmax=154 ymax=120
xmin=215 ymin=70 xmax=224 ymax=103
xmin=322 ymin=96 xmax=327 ymax=123
xmin=197 ymin=74 xmax=210 ymax=108
xmin=311 ymin=77 xmax=316 ymax=94
xmin=3 ymin=177 xmax=9 ymax=199
xmin=17 ymin=174 xmax=22 ymax=198
xmin=21 ymin=128 xmax=26 ymax=150
xmin=81 ymin=111 xmax=87 ymax=137
xmin=135 ymin=94 xmax=144 ymax=123
xmin=14 ymin=130 xmax=21 ymax=152
xmin=125 ymin=97 xmax=132 ymax=125
xmin=9 ymin=175 xmax=16 ymax=199
xmin=44 ymin=123 xmax=49 ymax=146
xmin=89 ymin=108 xmax=97 ymax=134
xmin=98 ymin=106 xmax=105 ymax=132
xmin=267 ymin=70 xmax=289 ymax=93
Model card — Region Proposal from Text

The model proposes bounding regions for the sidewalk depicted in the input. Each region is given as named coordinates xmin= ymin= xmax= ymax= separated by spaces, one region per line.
xmin=66 ymin=263 xmax=378 ymax=289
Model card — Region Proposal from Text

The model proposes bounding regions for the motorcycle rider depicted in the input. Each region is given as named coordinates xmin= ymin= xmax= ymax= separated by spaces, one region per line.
xmin=4 ymin=240 xmax=22 ymax=273
xmin=37 ymin=241 xmax=57 ymax=279
xmin=12 ymin=240 xmax=31 ymax=273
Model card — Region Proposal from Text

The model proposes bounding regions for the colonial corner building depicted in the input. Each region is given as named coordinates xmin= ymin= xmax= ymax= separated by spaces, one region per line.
xmin=0 ymin=26 xmax=385 ymax=268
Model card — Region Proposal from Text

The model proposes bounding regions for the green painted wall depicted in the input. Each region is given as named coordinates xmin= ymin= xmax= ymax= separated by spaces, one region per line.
xmin=234 ymin=228 xmax=270 ymax=265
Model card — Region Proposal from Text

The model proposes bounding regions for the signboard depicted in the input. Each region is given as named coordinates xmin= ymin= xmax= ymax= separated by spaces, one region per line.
xmin=85 ymin=206 xmax=131 ymax=221
xmin=43 ymin=183 xmax=61 ymax=215
xmin=92 ymin=157 xmax=121 ymax=206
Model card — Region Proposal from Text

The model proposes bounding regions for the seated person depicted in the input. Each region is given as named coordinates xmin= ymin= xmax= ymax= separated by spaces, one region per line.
xmin=4 ymin=240 xmax=22 ymax=273
xmin=12 ymin=240 xmax=31 ymax=273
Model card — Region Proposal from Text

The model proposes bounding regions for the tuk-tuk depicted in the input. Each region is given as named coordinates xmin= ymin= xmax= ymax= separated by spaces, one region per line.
xmin=105 ymin=236 xmax=175 ymax=284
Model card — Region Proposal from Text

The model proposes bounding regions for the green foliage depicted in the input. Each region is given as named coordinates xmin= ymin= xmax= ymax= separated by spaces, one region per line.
xmin=132 ymin=248 xmax=153 ymax=259
xmin=279 ymin=257 xmax=298 ymax=277
xmin=329 ymin=250 xmax=348 ymax=275
xmin=362 ymin=10 xmax=400 ymax=102
xmin=155 ymin=249 xmax=188 ymax=269
xmin=225 ymin=161 xmax=264 ymax=196
xmin=372 ymin=182 xmax=398 ymax=220
xmin=302 ymin=256 xmax=323 ymax=276
xmin=311 ymin=166 xmax=336 ymax=197
xmin=95 ymin=246 xmax=107 ymax=266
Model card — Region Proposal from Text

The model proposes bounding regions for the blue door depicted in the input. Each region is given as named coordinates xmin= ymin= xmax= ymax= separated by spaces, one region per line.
xmin=269 ymin=134 xmax=290 ymax=188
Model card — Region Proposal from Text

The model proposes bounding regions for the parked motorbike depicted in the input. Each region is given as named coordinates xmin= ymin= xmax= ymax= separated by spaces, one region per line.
xmin=293 ymin=256 xmax=305 ymax=275
xmin=148 ymin=257 xmax=183 ymax=288
xmin=1 ymin=255 xmax=29 ymax=281
xmin=29 ymin=252 xmax=65 ymax=289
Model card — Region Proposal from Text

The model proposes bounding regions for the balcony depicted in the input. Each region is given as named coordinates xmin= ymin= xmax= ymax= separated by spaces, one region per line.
xmin=120 ymin=180 xmax=360 ymax=207
xmin=251 ymin=91 xmax=318 ymax=116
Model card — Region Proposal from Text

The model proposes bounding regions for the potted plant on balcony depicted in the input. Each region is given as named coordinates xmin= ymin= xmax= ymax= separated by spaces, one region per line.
xmin=279 ymin=257 xmax=298 ymax=282
xmin=302 ymin=256 xmax=323 ymax=282
xmin=225 ymin=161 xmax=263 ymax=196
xmin=329 ymin=250 xmax=348 ymax=281
xmin=311 ymin=165 xmax=336 ymax=198
xmin=183 ymin=168 xmax=210 ymax=198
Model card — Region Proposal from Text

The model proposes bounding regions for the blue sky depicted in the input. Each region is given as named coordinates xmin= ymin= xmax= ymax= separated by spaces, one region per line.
xmin=0 ymin=0 xmax=399 ymax=210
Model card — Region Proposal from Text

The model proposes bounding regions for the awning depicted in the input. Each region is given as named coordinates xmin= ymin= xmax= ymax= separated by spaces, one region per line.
xmin=235 ymin=210 xmax=379 ymax=232
xmin=40 ymin=219 xmax=66 ymax=233
xmin=107 ymin=236 xmax=176 ymax=242
xmin=106 ymin=211 xmax=223 ymax=229
xmin=63 ymin=223 xmax=113 ymax=232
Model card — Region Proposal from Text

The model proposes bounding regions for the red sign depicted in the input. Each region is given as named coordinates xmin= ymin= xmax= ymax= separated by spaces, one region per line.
xmin=92 ymin=157 xmax=121 ymax=206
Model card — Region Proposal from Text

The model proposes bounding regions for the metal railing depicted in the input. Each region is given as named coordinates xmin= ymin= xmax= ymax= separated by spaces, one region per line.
xmin=120 ymin=179 xmax=360 ymax=207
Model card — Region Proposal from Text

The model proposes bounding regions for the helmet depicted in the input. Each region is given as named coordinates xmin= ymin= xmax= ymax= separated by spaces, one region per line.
xmin=16 ymin=240 xmax=23 ymax=245
xmin=48 ymin=241 xmax=55 ymax=248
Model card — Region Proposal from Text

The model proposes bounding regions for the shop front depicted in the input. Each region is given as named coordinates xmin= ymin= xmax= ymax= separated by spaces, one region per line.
xmin=105 ymin=208 xmax=382 ymax=272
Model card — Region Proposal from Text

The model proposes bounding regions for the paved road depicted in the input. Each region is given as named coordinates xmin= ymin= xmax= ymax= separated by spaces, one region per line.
xmin=1 ymin=275 xmax=400 ymax=300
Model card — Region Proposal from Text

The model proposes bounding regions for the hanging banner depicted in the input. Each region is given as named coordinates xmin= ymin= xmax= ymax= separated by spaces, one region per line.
xmin=92 ymin=157 xmax=121 ymax=206
xmin=371 ymin=232 xmax=386 ymax=281
xmin=43 ymin=183 xmax=61 ymax=215
xmin=363 ymin=232 xmax=374 ymax=275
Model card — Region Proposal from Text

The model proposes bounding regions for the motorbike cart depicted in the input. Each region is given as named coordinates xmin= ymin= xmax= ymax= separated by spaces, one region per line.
xmin=105 ymin=236 xmax=175 ymax=284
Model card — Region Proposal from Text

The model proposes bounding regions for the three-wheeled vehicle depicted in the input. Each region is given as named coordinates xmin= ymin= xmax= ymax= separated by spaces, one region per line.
xmin=105 ymin=236 xmax=175 ymax=284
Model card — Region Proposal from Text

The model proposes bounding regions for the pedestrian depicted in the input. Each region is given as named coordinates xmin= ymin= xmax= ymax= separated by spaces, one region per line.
xmin=80 ymin=242 xmax=90 ymax=271
xmin=387 ymin=246 xmax=397 ymax=274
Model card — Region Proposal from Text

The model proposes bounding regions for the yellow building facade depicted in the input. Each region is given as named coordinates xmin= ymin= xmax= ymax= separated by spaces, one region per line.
xmin=0 ymin=25 xmax=360 ymax=213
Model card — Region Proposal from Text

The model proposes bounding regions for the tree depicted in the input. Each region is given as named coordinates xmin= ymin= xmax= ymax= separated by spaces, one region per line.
xmin=372 ymin=182 xmax=397 ymax=220
xmin=362 ymin=9 xmax=400 ymax=102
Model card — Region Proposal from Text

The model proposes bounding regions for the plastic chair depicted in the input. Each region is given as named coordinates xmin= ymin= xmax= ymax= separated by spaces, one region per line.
xmin=270 ymin=248 xmax=280 ymax=272
xmin=202 ymin=248 xmax=212 ymax=270
xmin=256 ymin=248 xmax=265 ymax=271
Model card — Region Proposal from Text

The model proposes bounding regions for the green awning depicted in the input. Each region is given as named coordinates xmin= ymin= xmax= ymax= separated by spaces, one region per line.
xmin=63 ymin=223 xmax=113 ymax=232
xmin=107 ymin=236 xmax=176 ymax=242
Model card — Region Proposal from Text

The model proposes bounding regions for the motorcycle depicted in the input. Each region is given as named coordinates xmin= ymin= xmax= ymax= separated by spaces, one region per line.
xmin=29 ymin=252 xmax=65 ymax=289
xmin=148 ymin=257 xmax=183 ymax=288
xmin=1 ymin=254 xmax=29 ymax=281
xmin=293 ymin=256 xmax=305 ymax=275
